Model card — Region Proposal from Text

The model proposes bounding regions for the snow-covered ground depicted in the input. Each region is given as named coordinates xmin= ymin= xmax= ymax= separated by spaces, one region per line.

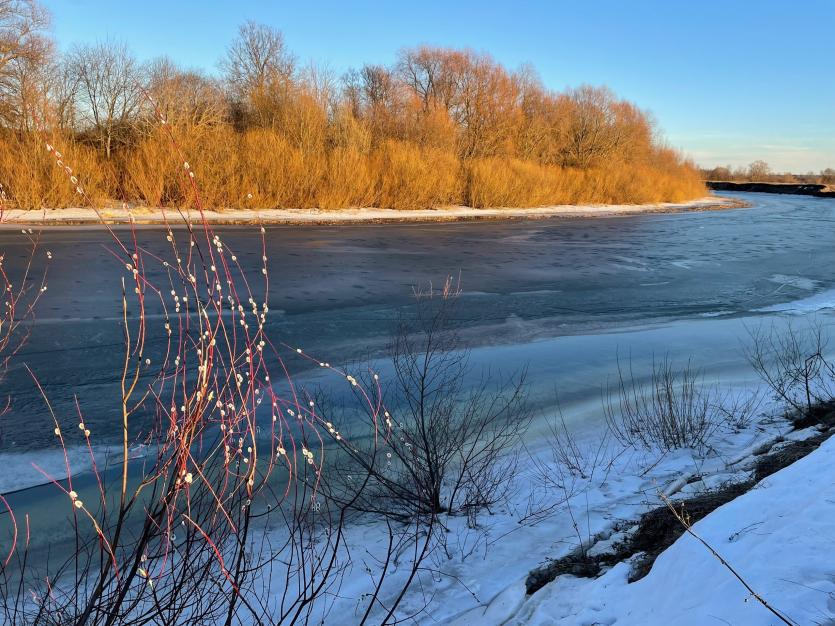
xmin=0 ymin=196 xmax=738 ymax=226
xmin=8 ymin=358 xmax=831 ymax=626
xmin=264 ymin=381 xmax=831 ymax=625
xmin=509 ymin=430 xmax=835 ymax=626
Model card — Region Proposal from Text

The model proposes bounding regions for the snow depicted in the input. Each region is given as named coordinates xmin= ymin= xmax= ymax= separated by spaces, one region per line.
xmin=0 ymin=445 xmax=99 ymax=494
xmin=511 ymin=431 xmax=835 ymax=626
xmin=0 ymin=197 xmax=735 ymax=227
xmin=246 ymin=380 xmax=831 ymax=625
xmin=767 ymin=274 xmax=820 ymax=292
xmin=758 ymin=286 xmax=835 ymax=314
xmin=6 ymin=374 xmax=830 ymax=626
xmin=0 ymin=443 xmax=150 ymax=494
xmin=266 ymin=379 xmax=833 ymax=626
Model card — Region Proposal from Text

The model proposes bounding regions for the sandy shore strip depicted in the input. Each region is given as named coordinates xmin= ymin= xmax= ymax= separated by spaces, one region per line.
xmin=0 ymin=195 xmax=746 ymax=227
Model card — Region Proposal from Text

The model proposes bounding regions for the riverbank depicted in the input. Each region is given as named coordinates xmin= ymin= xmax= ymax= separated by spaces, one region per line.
xmin=306 ymin=377 xmax=835 ymax=624
xmin=0 ymin=195 xmax=743 ymax=227
xmin=437 ymin=388 xmax=835 ymax=625
xmin=707 ymin=180 xmax=835 ymax=197
xmin=501 ymin=415 xmax=835 ymax=626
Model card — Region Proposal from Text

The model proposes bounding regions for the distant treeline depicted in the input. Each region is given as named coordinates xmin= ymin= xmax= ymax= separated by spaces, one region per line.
xmin=702 ymin=160 xmax=835 ymax=186
xmin=0 ymin=7 xmax=704 ymax=210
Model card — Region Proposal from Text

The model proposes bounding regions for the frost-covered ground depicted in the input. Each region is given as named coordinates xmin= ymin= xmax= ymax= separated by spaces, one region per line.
xmin=0 ymin=196 xmax=733 ymax=226
xmin=266 ymin=382 xmax=831 ymax=625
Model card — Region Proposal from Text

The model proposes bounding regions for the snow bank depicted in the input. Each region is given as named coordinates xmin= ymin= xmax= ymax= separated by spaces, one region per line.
xmin=0 ymin=197 xmax=738 ymax=227
xmin=320 ymin=390 xmax=793 ymax=624
xmin=513 ymin=432 xmax=835 ymax=625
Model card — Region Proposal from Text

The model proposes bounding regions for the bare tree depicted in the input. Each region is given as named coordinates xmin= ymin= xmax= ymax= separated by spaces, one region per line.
xmin=221 ymin=21 xmax=296 ymax=128
xmin=0 ymin=41 xmax=53 ymax=130
xmin=360 ymin=64 xmax=396 ymax=111
xmin=820 ymin=167 xmax=835 ymax=184
xmin=747 ymin=159 xmax=771 ymax=182
xmin=145 ymin=57 xmax=226 ymax=132
xmin=559 ymin=85 xmax=628 ymax=169
xmin=0 ymin=0 xmax=51 ymax=128
xmin=41 ymin=58 xmax=79 ymax=131
xmin=340 ymin=68 xmax=364 ymax=119
xmin=396 ymin=47 xmax=458 ymax=114
xmin=65 ymin=41 xmax=144 ymax=158
xmin=706 ymin=165 xmax=733 ymax=181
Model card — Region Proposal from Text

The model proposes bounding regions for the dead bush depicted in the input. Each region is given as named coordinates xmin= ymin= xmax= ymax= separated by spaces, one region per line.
xmin=604 ymin=356 xmax=718 ymax=451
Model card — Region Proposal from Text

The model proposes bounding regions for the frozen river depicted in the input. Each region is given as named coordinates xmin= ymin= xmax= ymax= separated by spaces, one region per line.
xmin=2 ymin=191 xmax=835 ymax=495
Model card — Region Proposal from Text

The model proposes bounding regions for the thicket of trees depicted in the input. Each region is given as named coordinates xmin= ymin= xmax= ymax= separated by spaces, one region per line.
xmin=703 ymin=160 xmax=835 ymax=185
xmin=0 ymin=4 xmax=704 ymax=210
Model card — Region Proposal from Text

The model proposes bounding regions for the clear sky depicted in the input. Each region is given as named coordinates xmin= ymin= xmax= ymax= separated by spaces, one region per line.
xmin=42 ymin=0 xmax=835 ymax=172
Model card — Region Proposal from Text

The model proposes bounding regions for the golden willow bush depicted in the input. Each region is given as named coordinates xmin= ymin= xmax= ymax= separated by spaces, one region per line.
xmin=0 ymin=17 xmax=704 ymax=210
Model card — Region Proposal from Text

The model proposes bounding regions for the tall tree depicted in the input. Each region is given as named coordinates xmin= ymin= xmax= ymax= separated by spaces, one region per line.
xmin=747 ymin=159 xmax=771 ymax=181
xmin=66 ymin=41 xmax=144 ymax=158
xmin=146 ymin=57 xmax=226 ymax=132
xmin=0 ymin=0 xmax=51 ymax=129
xmin=221 ymin=21 xmax=295 ymax=128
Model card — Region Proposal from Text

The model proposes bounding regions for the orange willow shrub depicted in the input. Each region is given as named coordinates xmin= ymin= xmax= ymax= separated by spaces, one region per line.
xmin=316 ymin=109 xmax=378 ymax=209
xmin=240 ymin=129 xmax=324 ymax=208
xmin=187 ymin=127 xmax=245 ymax=208
xmin=6 ymin=132 xmax=702 ymax=211
xmin=464 ymin=158 xmax=566 ymax=207
xmin=583 ymin=162 xmax=705 ymax=205
xmin=317 ymin=147 xmax=377 ymax=209
xmin=464 ymin=156 xmax=703 ymax=208
xmin=372 ymin=140 xmax=461 ymax=210
xmin=130 ymin=134 xmax=463 ymax=210
xmin=127 ymin=126 xmax=244 ymax=209
xmin=126 ymin=129 xmax=182 ymax=207
xmin=0 ymin=133 xmax=113 ymax=208
xmin=464 ymin=158 xmax=629 ymax=207
xmin=129 ymin=128 xmax=377 ymax=210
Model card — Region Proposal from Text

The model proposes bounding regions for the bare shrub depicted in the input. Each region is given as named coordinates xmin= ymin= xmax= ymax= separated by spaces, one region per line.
xmin=545 ymin=411 xmax=617 ymax=482
xmin=320 ymin=278 xmax=531 ymax=526
xmin=745 ymin=321 xmax=835 ymax=415
xmin=712 ymin=387 xmax=763 ymax=432
xmin=604 ymin=356 xmax=718 ymax=450
xmin=525 ymin=423 xmax=617 ymax=529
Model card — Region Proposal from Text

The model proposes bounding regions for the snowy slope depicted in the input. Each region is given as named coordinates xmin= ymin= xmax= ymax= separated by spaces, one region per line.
xmin=511 ymin=434 xmax=835 ymax=626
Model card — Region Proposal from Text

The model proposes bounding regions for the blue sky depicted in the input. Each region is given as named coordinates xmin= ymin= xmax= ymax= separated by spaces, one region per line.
xmin=43 ymin=0 xmax=835 ymax=172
